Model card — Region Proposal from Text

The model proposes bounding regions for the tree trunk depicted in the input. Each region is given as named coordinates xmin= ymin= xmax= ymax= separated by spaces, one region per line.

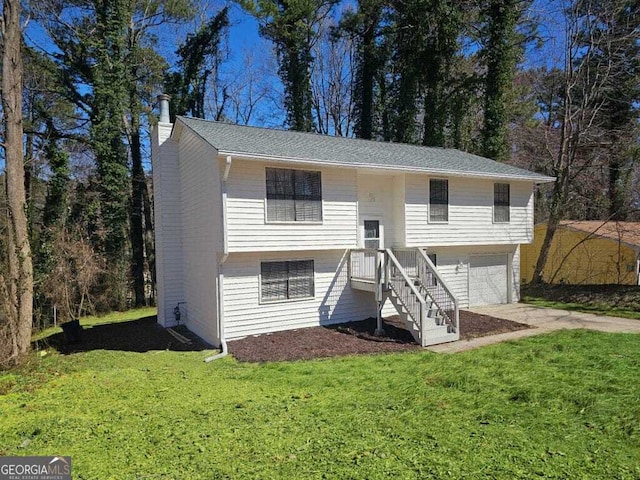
xmin=531 ymin=93 xmax=572 ymax=284
xmin=2 ymin=0 xmax=34 ymax=360
xmin=356 ymin=3 xmax=379 ymax=140
xmin=129 ymin=102 xmax=146 ymax=307
xmin=531 ymin=207 xmax=559 ymax=285
xmin=481 ymin=0 xmax=518 ymax=162
xmin=608 ymin=157 xmax=630 ymax=221
xmin=126 ymin=31 xmax=146 ymax=307
xmin=142 ymin=177 xmax=155 ymax=304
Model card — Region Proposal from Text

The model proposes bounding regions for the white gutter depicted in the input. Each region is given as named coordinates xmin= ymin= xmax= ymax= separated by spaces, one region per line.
xmin=221 ymin=155 xmax=231 ymax=255
xmin=216 ymin=150 xmax=556 ymax=184
xmin=204 ymin=259 xmax=228 ymax=362
xmin=205 ymin=155 xmax=232 ymax=363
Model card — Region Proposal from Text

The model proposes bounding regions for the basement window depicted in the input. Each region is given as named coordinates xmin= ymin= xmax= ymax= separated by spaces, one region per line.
xmin=261 ymin=260 xmax=315 ymax=302
xmin=266 ymin=168 xmax=322 ymax=222
xmin=494 ymin=183 xmax=510 ymax=223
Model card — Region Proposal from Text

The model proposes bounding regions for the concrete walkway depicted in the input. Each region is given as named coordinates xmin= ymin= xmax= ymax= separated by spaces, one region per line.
xmin=428 ymin=303 xmax=640 ymax=353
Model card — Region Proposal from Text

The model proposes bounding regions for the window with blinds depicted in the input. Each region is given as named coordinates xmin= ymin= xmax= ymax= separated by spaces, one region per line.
xmin=260 ymin=260 xmax=315 ymax=302
xmin=266 ymin=168 xmax=322 ymax=222
xmin=494 ymin=183 xmax=510 ymax=223
xmin=429 ymin=179 xmax=449 ymax=222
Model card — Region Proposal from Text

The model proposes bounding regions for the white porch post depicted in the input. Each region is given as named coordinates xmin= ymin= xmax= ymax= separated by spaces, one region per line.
xmin=375 ymin=250 xmax=385 ymax=335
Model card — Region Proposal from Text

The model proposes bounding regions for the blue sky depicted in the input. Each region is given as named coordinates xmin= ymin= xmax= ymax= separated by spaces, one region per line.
xmin=21 ymin=0 xmax=567 ymax=128
xmin=9 ymin=0 xmax=570 ymax=173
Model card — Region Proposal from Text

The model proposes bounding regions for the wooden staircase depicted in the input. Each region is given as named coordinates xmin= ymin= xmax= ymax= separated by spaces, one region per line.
xmin=350 ymin=247 xmax=459 ymax=347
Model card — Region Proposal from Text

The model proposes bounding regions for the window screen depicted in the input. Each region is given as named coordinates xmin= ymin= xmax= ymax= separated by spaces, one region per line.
xmin=429 ymin=179 xmax=448 ymax=222
xmin=266 ymin=168 xmax=322 ymax=222
xmin=261 ymin=260 xmax=314 ymax=301
xmin=494 ymin=183 xmax=510 ymax=222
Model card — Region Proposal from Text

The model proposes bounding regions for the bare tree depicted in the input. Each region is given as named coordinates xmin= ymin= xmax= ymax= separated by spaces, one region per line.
xmin=311 ymin=19 xmax=356 ymax=136
xmin=227 ymin=51 xmax=276 ymax=126
xmin=531 ymin=0 xmax=639 ymax=284
xmin=42 ymin=227 xmax=103 ymax=322
xmin=1 ymin=0 xmax=34 ymax=363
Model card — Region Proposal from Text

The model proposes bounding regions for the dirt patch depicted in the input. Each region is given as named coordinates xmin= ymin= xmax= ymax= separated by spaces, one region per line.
xmin=228 ymin=311 xmax=529 ymax=362
xmin=37 ymin=316 xmax=210 ymax=354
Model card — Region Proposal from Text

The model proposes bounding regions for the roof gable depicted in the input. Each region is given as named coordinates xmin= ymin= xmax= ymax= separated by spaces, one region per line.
xmin=175 ymin=116 xmax=554 ymax=183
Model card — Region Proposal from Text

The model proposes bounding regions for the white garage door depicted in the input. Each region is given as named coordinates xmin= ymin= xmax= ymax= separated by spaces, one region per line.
xmin=469 ymin=255 xmax=509 ymax=306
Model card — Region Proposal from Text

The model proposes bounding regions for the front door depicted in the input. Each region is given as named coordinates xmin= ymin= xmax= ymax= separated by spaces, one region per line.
xmin=364 ymin=219 xmax=383 ymax=249
xmin=363 ymin=220 xmax=383 ymax=279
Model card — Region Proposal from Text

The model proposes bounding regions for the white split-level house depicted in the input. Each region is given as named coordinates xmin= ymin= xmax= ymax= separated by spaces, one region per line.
xmin=151 ymin=96 xmax=554 ymax=348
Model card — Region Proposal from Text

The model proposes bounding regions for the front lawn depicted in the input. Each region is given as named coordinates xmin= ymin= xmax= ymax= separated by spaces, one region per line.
xmin=521 ymin=284 xmax=640 ymax=320
xmin=1 ymin=311 xmax=639 ymax=479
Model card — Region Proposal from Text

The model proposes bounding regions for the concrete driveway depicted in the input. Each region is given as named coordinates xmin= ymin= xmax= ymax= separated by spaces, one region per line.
xmin=428 ymin=303 xmax=640 ymax=353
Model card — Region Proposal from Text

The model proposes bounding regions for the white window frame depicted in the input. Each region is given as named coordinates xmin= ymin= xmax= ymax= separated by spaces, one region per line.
xmin=428 ymin=178 xmax=449 ymax=223
xmin=359 ymin=217 xmax=384 ymax=249
xmin=264 ymin=166 xmax=324 ymax=224
xmin=259 ymin=259 xmax=316 ymax=304
xmin=493 ymin=183 xmax=510 ymax=223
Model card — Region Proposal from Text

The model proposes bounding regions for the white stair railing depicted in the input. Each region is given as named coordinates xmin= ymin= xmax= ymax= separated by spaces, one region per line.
xmin=390 ymin=247 xmax=459 ymax=334
xmin=385 ymin=249 xmax=427 ymax=344
xmin=349 ymin=247 xmax=458 ymax=345
xmin=349 ymin=248 xmax=378 ymax=281
xmin=415 ymin=248 xmax=459 ymax=334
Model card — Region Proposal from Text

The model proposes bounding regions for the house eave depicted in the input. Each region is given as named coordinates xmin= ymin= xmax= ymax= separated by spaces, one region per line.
xmin=216 ymin=150 xmax=556 ymax=183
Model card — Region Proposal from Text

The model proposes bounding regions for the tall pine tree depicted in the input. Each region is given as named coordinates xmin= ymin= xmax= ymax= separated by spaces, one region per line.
xmin=244 ymin=0 xmax=335 ymax=131
xmin=480 ymin=0 xmax=528 ymax=162
xmin=88 ymin=0 xmax=131 ymax=307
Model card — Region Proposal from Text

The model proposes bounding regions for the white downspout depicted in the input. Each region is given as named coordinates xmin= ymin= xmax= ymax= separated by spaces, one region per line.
xmin=205 ymin=156 xmax=232 ymax=362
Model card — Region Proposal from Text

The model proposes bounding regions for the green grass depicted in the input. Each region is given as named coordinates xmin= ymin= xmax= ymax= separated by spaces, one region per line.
xmin=521 ymin=296 xmax=640 ymax=320
xmin=1 ymin=310 xmax=639 ymax=479
xmin=521 ymin=284 xmax=640 ymax=320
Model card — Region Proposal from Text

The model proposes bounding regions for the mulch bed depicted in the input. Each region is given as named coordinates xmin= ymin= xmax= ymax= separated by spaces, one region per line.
xmin=228 ymin=310 xmax=529 ymax=363
xmin=37 ymin=311 xmax=528 ymax=361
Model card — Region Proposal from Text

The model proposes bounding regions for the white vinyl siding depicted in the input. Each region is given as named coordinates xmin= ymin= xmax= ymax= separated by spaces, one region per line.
xmin=424 ymin=251 xmax=470 ymax=308
xmin=429 ymin=178 xmax=448 ymax=222
xmin=154 ymin=121 xmax=539 ymax=346
xmin=266 ymin=168 xmax=322 ymax=222
xmin=261 ymin=260 xmax=314 ymax=302
xmin=226 ymin=159 xmax=357 ymax=251
xmin=152 ymin=123 xmax=184 ymax=327
xmin=425 ymin=245 xmax=520 ymax=308
xmin=224 ymin=250 xmax=376 ymax=339
xmin=357 ymin=172 xmax=405 ymax=248
xmin=494 ymin=183 xmax=510 ymax=223
xmin=177 ymin=127 xmax=223 ymax=344
xmin=406 ymin=175 xmax=533 ymax=246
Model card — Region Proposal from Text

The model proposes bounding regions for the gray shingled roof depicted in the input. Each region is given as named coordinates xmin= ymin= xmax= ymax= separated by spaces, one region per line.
xmin=177 ymin=116 xmax=554 ymax=182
